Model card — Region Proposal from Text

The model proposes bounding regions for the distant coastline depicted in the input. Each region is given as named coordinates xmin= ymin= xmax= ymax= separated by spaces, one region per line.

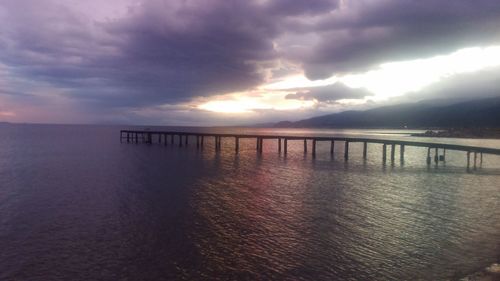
xmin=271 ymin=97 xmax=500 ymax=129
xmin=411 ymin=128 xmax=500 ymax=139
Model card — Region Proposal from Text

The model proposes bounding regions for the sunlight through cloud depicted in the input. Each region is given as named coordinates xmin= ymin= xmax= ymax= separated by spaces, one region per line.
xmin=198 ymin=45 xmax=500 ymax=114
xmin=198 ymin=92 xmax=316 ymax=113
xmin=342 ymin=45 xmax=500 ymax=100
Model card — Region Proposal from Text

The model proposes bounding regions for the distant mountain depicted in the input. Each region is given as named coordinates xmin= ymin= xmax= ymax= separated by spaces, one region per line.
xmin=274 ymin=97 xmax=500 ymax=128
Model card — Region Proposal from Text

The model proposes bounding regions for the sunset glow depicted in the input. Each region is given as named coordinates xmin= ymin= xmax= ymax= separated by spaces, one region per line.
xmin=1 ymin=0 xmax=500 ymax=125
xmin=263 ymin=75 xmax=338 ymax=90
xmin=342 ymin=45 xmax=500 ymax=100
xmin=198 ymin=100 xmax=267 ymax=113
xmin=198 ymin=92 xmax=316 ymax=113
xmin=197 ymin=45 xmax=500 ymax=113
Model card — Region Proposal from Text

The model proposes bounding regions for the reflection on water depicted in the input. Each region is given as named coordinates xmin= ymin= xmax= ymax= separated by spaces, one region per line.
xmin=0 ymin=124 xmax=499 ymax=280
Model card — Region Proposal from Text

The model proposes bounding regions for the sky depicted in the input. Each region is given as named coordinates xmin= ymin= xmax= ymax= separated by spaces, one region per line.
xmin=1 ymin=0 xmax=500 ymax=125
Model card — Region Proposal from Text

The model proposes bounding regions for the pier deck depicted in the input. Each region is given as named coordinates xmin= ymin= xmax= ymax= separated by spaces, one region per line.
xmin=120 ymin=130 xmax=500 ymax=168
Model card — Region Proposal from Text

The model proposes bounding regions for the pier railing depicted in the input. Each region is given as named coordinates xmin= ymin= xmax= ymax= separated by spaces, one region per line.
xmin=120 ymin=130 xmax=500 ymax=169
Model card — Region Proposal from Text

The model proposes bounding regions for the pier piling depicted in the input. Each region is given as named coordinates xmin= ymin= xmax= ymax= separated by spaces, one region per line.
xmin=390 ymin=144 xmax=395 ymax=164
xmin=363 ymin=142 xmax=367 ymax=159
xmin=312 ymin=139 xmax=317 ymax=157
xmin=344 ymin=141 xmax=349 ymax=161
xmin=120 ymin=130 xmax=500 ymax=169
xmin=383 ymin=144 xmax=387 ymax=164
xmin=400 ymin=144 xmax=405 ymax=163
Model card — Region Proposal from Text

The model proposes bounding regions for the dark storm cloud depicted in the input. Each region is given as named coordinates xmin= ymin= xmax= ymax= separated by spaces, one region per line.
xmin=101 ymin=0 xmax=280 ymax=104
xmin=285 ymin=83 xmax=371 ymax=102
xmin=265 ymin=0 xmax=338 ymax=16
xmin=298 ymin=0 xmax=500 ymax=79
xmin=0 ymin=0 xmax=341 ymax=109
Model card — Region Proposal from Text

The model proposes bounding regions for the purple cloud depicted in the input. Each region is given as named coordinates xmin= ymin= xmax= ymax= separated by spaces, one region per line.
xmin=298 ymin=0 xmax=500 ymax=78
xmin=0 ymin=0 xmax=499 ymax=124
xmin=285 ymin=83 xmax=372 ymax=102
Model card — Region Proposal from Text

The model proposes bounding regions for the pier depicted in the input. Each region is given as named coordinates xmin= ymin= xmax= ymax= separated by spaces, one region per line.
xmin=120 ymin=130 xmax=500 ymax=168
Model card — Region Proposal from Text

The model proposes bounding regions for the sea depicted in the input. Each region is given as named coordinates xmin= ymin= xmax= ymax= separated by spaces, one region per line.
xmin=0 ymin=123 xmax=499 ymax=280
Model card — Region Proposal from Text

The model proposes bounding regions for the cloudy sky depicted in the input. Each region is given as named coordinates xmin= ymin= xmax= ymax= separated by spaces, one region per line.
xmin=1 ymin=0 xmax=500 ymax=125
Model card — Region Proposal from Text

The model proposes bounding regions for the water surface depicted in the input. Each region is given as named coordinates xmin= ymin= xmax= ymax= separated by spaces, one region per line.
xmin=0 ymin=124 xmax=499 ymax=280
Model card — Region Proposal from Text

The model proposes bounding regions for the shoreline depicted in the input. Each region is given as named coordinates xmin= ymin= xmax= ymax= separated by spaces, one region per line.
xmin=411 ymin=128 xmax=500 ymax=139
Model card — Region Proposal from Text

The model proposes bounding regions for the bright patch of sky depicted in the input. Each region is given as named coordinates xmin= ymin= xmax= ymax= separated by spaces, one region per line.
xmin=198 ymin=45 xmax=500 ymax=113
xmin=198 ymin=91 xmax=315 ymax=113
xmin=343 ymin=45 xmax=500 ymax=100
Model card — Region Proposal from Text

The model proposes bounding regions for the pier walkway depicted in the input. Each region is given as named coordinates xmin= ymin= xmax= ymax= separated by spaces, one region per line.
xmin=120 ymin=130 xmax=500 ymax=169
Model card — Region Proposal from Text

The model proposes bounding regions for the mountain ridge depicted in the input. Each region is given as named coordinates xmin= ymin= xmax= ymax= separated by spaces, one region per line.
xmin=273 ymin=96 xmax=500 ymax=128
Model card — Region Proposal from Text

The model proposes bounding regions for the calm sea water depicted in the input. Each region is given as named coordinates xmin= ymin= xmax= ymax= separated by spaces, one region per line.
xmin=0 ymin=124 xmax=499 ymax=280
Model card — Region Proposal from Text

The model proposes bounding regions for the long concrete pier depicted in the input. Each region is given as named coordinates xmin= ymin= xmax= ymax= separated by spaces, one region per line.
xmin=120 ymin=130 xmax=500 ymax=168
